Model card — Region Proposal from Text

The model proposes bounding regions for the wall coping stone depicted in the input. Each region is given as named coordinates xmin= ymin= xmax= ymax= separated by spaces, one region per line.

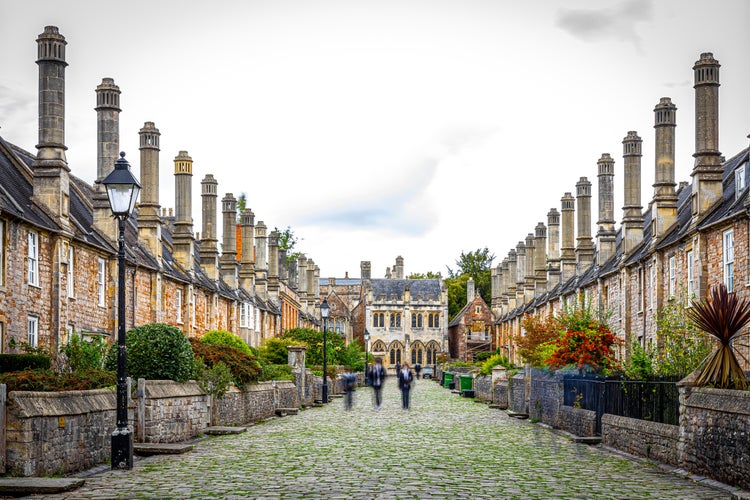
xmin=9 ymin=389 xmax=115 ymax=417
xmin=685 ymin=387 xmax=750 ymax=415
xmin=143 ymin=380 xmax=203 ymax=399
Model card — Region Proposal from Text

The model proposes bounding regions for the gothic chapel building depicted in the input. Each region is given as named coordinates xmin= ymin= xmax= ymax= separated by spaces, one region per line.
xmin=0 ymin=26 xmax=322 ymax=353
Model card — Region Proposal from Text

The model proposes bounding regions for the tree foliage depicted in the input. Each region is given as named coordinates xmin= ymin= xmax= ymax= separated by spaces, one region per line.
xmin=445 ymin=248 xmax=495 ymax=319
xmin=545 ymin=307 xmax=621 ymax=373
xmin=517 ymin=314 xmax=560 ymax=368
xmin=653 ymin=296 xmax=713 ymax=377
xmin=274 ymin=226 xmax=302 ymax=263
xmin=200 ymin=329 xmax=256 ymax=357
xmin=407 ymin=271 xmax=441 ymax=279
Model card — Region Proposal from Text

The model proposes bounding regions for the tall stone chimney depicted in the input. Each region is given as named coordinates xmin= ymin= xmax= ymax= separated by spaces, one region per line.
xmin=239 ymin=209 xmax=255 ymax=292
xmin=395 ymin=256 xmax=404 ymax=279
xmin=137 ymin=122 xmax=161 ymax=260
xmin=172 ymin=151 xmax=195 ymax=273
xmin=298 ymin=255 xmax=308 ymax=306
xmin=597 ymin=154 xmax=617 ymax=265
xmin=267 ymin=230 xmax=280 ymax=303
xmin=254 ymin=221 xmax=267 ymax=298
xmin=361 ymin=261 xmax=371 ymax=281
xmin=691 ymin=53 xmax=723 ymax=217
xmin=622 ymin=132 xmax=644 ymax=256
xmin=220 ymin=193 xmax=238 ymax=288
xmin=515 ymin=241 xmax=526 ymax=305
xmin=652 ymin=97 xmax=678 ymax=243
xmin=575 ymin=177 xmax=595 ymax=270
xmin=306 ymin=260 xmax=316 ymax=315
xmin=560 ymin=192 xmax=576 ymax=282
xmin=491 ymin=266 xmax=500 ymax=312
xmin=466 ymin=277 xmax=475 ymax=304
xmin=507 ymin=249 xmax=517 ymax=310
xmin=199 ymin=175 xmax=219 ymax=281
xmin=33 ymin=26 xmax=71 ymax=233
xmin=534 ymin=222 xmax=547 ymax=295
xmin=500 ymin=258 xmax=510 ymax=313
xmin=547 ymin=209 xmax=561 ymax=289
xmin=524 ymin=233 xmax=535 ymax=304
xmin=92 ymin=78 xmax=121 ymax=238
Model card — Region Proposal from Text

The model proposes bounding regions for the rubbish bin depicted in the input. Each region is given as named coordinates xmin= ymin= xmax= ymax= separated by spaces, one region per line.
xmin=443 ymin=372 xmax=454 ymax=388
xmin=459 ymin=374 xmax=473 ymax=393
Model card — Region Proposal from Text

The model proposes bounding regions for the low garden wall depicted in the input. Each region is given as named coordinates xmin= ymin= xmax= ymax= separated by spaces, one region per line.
xmin=5 ymin=389 xmax=120 ymax=477
xmin=474 ymin=375 xmax=492 ymax=401
xmin=558 ymin=406 xmax=596 ymax=437
xmin=679 ymin=385 xmax=750 ymax=491
xmin=509 ymin=372 xmax=526 ymax=413
xmin=493 ymin=381 xmax=509 ymax=408
xmin=601 ymin=414 xmax=679 ymax=466
xmin=528 ymin=369 xmax=562 ymax=428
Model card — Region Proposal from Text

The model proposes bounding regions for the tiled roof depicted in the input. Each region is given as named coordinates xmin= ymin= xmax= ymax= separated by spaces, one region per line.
xmin=370 ymin=279 xmax=442 ymax=301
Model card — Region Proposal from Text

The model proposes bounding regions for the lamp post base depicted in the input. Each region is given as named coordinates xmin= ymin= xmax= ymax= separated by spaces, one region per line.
xmin=111 ymin=427 xmax=133 ymax=470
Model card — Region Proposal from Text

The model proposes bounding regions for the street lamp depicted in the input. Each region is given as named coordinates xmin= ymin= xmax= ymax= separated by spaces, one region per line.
xmin=320 ymin=298 xmax=330 ymax=404
xmin=103 ymin=152 xmax=141 ymax=470
xmin=363 ymin=329 xmax=370 ymax=379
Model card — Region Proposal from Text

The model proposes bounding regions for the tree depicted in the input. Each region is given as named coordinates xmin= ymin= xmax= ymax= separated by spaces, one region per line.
xmin=517 ymin=314 xmax=560 ymax=368
xmin=545 ymin=307 xmax=621 ymax=373
xmin=236 ymin=193 xmax=247 ymax=222
xmin=445 ymin=248 xmax=495 ymax=319
xmin=274 ymin=226 xmax=302 ymax=263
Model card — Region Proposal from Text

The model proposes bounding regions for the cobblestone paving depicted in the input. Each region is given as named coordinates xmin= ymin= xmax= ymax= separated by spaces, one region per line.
xmin=37 ymin=380 xmax=734 ymax=499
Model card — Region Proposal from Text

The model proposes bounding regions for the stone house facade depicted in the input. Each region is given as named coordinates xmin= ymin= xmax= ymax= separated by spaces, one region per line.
xmin=0 ymin=26 xmax=322 ymax=354
xmin=493 ymin=51 xmax=750 ymax=370
xmin=448 ymin=278 xmax=494 ymax=362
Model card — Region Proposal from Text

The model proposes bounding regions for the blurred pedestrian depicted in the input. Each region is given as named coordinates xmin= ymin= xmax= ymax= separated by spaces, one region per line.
xmin=343 ymin=370 xmax=356 ymax=410
xmin=367 ymin=357 xmax=386 ymax=409
xmin=398 ymin=362 xmax=414 ymax=410
xmin=414 ymin=362 xmax=422 ymax=379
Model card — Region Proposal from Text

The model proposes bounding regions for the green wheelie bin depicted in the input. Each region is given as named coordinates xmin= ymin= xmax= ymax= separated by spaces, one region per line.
xmin=443 ymin=372 xmax=454 ymax=388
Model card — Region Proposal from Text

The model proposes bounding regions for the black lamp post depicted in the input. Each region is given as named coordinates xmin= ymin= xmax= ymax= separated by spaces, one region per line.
xmin=103 ymin=152 xmax=141 ymax=470
xmin=363 ymin=329 xmax=370 ymax=377
xmin=320 ymin=298 xmax=330 ymax=403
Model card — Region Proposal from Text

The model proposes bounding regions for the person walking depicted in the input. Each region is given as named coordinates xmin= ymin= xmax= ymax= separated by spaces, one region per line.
xmin=342 ymin=370 xmax=356 ymax=410
xmin=367 ymin=357 xmax=386 ymax=409
xmin=414 ymin=362 xmax=422 ymax=379
xmin=397 ymin=362 xmax=415 ymax=410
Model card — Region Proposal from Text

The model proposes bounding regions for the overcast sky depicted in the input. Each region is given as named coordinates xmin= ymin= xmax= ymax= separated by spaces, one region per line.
xmin=1 ymin=0 xmax=749 ymax=279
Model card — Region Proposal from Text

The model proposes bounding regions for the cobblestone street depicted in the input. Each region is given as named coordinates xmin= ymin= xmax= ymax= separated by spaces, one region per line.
xmin=38 ymin=379 xmax=735 ymax=499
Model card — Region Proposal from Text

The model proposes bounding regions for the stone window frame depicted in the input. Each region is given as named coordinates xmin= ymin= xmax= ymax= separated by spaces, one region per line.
xmin=686 ymin=249 xmax=694 ymax=299
xmin=27 ymin=231 xmax=39 ymax=287
xmin=668 ymin=255 xmax=676 ymax=299
xmin=723 ymin=228 xmax=735 ymax=292
xmin=0 ymin=220 xmax=4 ymax=286
xmin=0 ymin=321 xmax=3 ymax=353
xmin=27 ymin=315 xmax=39 ymax=348
xmin=176 ymin=288 xmax=183 ymax=324
xmin=389 ymin=312 xmax=401 ymax=328
xmin=97 ymin=258 xmax=106 ymax=307
xmin=67 ymin=245 xmax=75 ymax=298
xmin=240 ymin=302 xmax=249 ymax=328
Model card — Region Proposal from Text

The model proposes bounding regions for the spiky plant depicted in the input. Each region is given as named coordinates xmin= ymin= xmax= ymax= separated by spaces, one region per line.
xmin=686 ymin=284 xmax=750 ymax=390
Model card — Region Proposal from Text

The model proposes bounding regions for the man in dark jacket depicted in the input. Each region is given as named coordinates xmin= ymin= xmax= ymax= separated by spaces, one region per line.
xmin=397 ymin=362 xmax=415 ymax=410
xmin=367 ymin=358 xmax=386 ymax=409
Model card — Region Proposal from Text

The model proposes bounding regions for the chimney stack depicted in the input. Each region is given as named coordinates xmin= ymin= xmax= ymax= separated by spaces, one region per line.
xmin=507 ymin=249 xmax=517 ymax=310
xmin=137 ymin=122 xmax=162 ymax=260
xmin=395 ymin=256 xmax=404 ymax=279
xmin=575 ymin=177 xmax=595 ymax=269
xmin=515 ymin=241 xmax=526 ymax=305
xmin=254 ymin=221 xmax=267 ymax=298
xmin=547 ymin=209 xmax=561 ymax=289
xmin=597 ymin=154 xmax=617 ymax=265
xmin=524 ymin=233 xmax=535 ymax=304
xmin=239 ymin=209 xmax=255 ymax=292
xmin=267 ymin=230 xmax=280 ymax=303
xmin=622 ymin=132 xmax=644 ymax=256
xmin=466 ymin=277 xmax=475 ymax=304
xmin=199 ymin=175 xmax=219 ymax=281
xmin=500 ymin=258 xmax=510 ymax=314
xmin=692 ymin=52 xmax=723 ymax=217
xmin=33 ymin=26 xmax=71 ymax=232
xmin=172 ymin=151 xmax=195 ymax=273
xmin=92 ymin=78 xmax=121 ymax=239
xmin=652 ymin=98 xmax=678 ymax=243
xmin=560 ymin=192 xmax=576 ymax=281
xmin=220 ymin=193 xmax=238 ymax=287
xmin=298 ymin=255 xmax=308 ymax=306
xmin=534 ymin=222 xmax=547 ymax=295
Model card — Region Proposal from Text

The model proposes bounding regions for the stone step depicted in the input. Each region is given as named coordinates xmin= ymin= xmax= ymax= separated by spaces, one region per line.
xmin=488 ymin=404 xmax=506 ymax=409
xmin=507 ymin=411 xmax=529 ymax=419
xmin=275 ymin=408 xmax=299 ymax=416
xmin=570 ymin=436 xmax=602 ymax=445
xmin=0 ymin=478 xmax=84 ymax=496
xmin=205 ymin=426 xmax=247 ymax=435
xmin=134 ymin=443 xmax=195 ymax=456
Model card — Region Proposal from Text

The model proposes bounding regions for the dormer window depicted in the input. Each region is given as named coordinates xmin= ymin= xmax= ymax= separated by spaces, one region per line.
xmin=735 ymin=161 xmax=748 ymax=200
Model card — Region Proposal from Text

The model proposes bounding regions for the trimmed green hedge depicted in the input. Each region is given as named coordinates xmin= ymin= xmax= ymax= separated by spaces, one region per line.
xmin=0 ymin=354 xmax=51 ymax=373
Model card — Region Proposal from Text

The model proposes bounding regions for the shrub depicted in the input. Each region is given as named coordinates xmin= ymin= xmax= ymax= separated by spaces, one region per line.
xmin=59 ymin=334 xmax=108 ymax=372
xmin=194 ymin=359 xmax=233 ymax=399
xmin=190 ymin=339 xmax=261 ymax=387
xmin=0 ymin=354 xmax=51 ymax=373
xmin=0 ymin=369 xmax=115 ymax=392
xmin=258 ymin=337 xmax=299 ymax=365
xmin=517 ymin=314 xmax=560 ymax=368
xmin=655 ymin=295 xmax=713 ymax=377
xmin=479 ymin=354 xmax=513 ymax=376
xmin=200 ymin=330 xmax=255 ymax=357
xmin=545 ymin=308 xmax=621 ymax=373
xmin=280 ymin=328 xmax=345 ymax=366
xmin=257 ymin=361 xmax=294 ymax=382
xmin=475 ymin=351 xmax=494 ymax=363
xmin=105 ymin=323 xmax=194 ymax=382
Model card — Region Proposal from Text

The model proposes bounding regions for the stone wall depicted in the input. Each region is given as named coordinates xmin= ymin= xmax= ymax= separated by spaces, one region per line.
xmin=509 ymin=372 xmax=526 ymax=413
xmin=474 ymin=375 xmax=492 ymax=401
xmin=492 ymin=381 xmax=508 ymax=408
xmin=528 ymin=369 xmax=562 ymax=427
xmin=5 ymin=389 xmax=120 ymax=476
xmin=138 ymin=380 xmax=208 ymax=443
xmin=275 ymin=381 xmax=298 ymax=409
xmin=680 ymin=386 xmax=750 ymax=491
xmin=601 ymin=414 xmax=679 ymax=466
xmin=558 ymin=406 xmax=596 ymax=437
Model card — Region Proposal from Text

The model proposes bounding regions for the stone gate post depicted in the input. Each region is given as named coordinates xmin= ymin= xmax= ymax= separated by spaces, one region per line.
xmin=287 ymin=345 xmax=307 ymax=407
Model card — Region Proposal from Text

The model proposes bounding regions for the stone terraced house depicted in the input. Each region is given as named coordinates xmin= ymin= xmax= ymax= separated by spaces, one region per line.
xmin=493 ymin=52 xmax=750 ymax=370
xmin=0 ymin=26 xmax=322 ymax=354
